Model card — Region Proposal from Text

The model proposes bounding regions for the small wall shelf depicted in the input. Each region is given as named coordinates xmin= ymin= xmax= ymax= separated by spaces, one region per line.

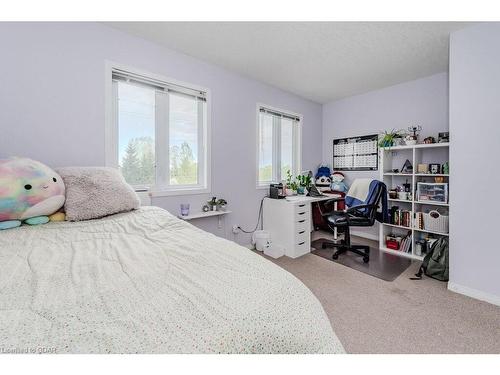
xmin=178 ymin=210 xmax=232 ymax=229
xmin=379 ymin=142 xmax=450 ymax=260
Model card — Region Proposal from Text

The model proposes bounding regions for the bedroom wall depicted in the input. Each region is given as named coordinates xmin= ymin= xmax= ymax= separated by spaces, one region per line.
xmin=321 ymin=73 xmax=449 ymax=239
xmin=448 ymin=23 xmax=500 ymax=305
xmin=0 ymin=22 xmax=323 ymax=245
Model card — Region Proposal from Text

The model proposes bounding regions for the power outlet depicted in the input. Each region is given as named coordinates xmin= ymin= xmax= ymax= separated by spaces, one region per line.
xmin=232 ymin=225 xmax=240 ymax=234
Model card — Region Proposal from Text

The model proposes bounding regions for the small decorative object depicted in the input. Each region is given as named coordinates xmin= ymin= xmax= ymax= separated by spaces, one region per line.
xmin=423 ymin=136 xmax=435 ymax=144
xmin=429 ymin=164 xmax=440 ymax=174
xmin=405 ymin=125 xmax=422 ymax=145
xmin=401 ymin=159 xmax=413 ymax=174
xmin=180 ymin=203 xmax=190 ymax=216
xmin=314 ymin=165 xmax=331 ymax=191
xmin=389 ymin=189 xmax=398 ymax=199
xmin=404 ymin=135 xmax=417 ymax=145
xmin=216 ymin=199 xmax=227 ymax=211
xmin=329 ymin=171 xmax=349 ymax=193
xmin=379 ymin=129 xmax=404 ymax=147
xmin=392 ymin=168 xmax=400 ymax=173
xmin=434 ymin=177 xmax=444 ymax=183
xmin=403 ymin=179 xmax=411 ymax=193
xmin=417 ymin=164 xmax=429 ymax=174
xmin=398 ymin=191 xmax=408 ymax=200
xmin=442 ymin=162 xmax=449 ymax=174
xmin=202 ymin=204 xmax=210 ymax=212
xmin=208 ymin=197 xmax=217 ymax=211
xmin=438 ymin=132 xmax=449 ymax=143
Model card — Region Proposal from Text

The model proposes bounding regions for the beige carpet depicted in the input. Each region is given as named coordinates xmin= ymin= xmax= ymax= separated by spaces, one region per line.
xmin=260 ymin=232 xmax=500 ymax=354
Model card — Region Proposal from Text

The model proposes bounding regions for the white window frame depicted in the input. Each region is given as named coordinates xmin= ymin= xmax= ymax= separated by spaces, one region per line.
xmin=105 ymin=61 xmax=211 ymax=197
xmin=256 ymin=103 xmax=302 ymax=189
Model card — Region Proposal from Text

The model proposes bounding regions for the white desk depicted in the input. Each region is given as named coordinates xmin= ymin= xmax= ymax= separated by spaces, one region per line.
xmin=262 ymin=194 xmax=341 ymax=258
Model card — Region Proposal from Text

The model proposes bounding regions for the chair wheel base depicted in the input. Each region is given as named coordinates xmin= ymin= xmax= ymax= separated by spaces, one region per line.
xmin=363 ymin=256 xmax=369 ymax=263
xmin=332 ymin=254 xmax=339 ymax=260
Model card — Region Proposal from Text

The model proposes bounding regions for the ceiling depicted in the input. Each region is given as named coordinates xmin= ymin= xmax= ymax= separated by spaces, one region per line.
xmin=106 ymin=22 xmax=471 ymax=104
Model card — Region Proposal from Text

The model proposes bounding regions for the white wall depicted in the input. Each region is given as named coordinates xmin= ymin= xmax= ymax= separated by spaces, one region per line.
xmin=0 ymin=22 xmax=323 ymax=245
xmin=448 ymin=23 xmax=500 ymax=305
xmin=322 ymin=73 xmax=449 ymax=238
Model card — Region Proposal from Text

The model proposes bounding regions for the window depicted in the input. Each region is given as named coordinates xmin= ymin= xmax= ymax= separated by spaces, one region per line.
xmin=108 ymin=66 xmax=210 ymax=195
xmin=257 ymin=105 xmax=301 ymax=186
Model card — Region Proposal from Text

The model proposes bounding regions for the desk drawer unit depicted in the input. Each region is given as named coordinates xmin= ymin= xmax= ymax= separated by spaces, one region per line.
xmin=263 ymin=198 xmax=311 ymax=258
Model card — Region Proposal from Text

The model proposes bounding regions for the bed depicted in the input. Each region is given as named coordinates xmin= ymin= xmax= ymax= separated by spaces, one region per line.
xmin=0 ymin=206 xmax=344 ymax=353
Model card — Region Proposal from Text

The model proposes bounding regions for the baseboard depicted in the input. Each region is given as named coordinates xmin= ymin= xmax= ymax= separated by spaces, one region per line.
xmin=350 ymin=230 xmax=379 ymax=242
xmin=448 ymin=282 xmax=500 ymax=307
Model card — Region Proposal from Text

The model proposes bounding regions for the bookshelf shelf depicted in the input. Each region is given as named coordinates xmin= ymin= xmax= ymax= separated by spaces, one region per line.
xmin=379 ymin=142 xmax=450 ymax=259
xmin=387 ymin=198 xmax=412 ymax=204
xmin=383 ymin=222 xmax=412 ymax=230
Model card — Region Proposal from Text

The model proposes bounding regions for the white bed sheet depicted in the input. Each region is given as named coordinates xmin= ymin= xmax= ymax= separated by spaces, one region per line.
xmin=0 ymin=207 xmax=344 ymax=353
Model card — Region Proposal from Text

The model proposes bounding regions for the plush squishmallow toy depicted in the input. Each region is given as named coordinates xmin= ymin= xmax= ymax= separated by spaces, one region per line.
xmin=330 ymin=171 xmax=349 ymax=193
xmin=315 ymin=164 xmax=332 ymax=192
xmin=0 ymin=158 xmax=65 ymax=230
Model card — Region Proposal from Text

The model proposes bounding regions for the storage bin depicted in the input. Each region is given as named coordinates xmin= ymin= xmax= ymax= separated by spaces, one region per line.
xmin=422 ymin=210 xmax=449 ymax=234
xmin=252 ymin=230 xmax=271 ymax=252
xmin=417 ymin=182 xmax=448 ymax=203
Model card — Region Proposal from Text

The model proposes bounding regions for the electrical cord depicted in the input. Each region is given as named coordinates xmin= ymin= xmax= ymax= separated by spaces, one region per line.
xmin=237 ymin=196 xmax=265 ymax=234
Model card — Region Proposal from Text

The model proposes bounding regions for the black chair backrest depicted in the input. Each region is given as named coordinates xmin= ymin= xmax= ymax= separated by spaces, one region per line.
xmin=350 ymin=181 xmax=385 ymax=225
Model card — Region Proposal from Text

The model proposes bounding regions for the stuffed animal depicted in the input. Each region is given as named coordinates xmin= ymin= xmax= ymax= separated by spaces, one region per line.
xmin=0 ymin=157 xmax=66 ymax=230
xmin=315 ymin=164 xmax=332 ymax=192
xmin=330 ymin=171 xmax=349 ymax=193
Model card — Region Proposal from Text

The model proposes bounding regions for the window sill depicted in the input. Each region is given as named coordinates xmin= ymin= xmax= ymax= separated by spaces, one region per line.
xmin=145 ymin=187 xmax=210 ymax=197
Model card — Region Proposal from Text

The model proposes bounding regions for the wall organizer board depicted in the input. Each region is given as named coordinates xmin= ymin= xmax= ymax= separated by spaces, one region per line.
xmin=333 ymin=134 xmax=378 ymax=171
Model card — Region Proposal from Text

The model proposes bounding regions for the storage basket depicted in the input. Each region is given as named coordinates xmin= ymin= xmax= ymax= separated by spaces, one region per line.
xmin=422 ymin=210 xmax=449 ymax=234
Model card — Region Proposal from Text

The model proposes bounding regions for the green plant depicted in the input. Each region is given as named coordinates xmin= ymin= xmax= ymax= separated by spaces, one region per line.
xmin=208 ymin=197 xmax=217 ymax=206
xmin=296 ymin=174 xmax=312 ymax=188
xmin=216 ymin=198 xmax=227 ymax=206
xmin=284 ymin=170 xmax=298 ymax=191
xmin=379 ymin=129 xmax=405 ymax=147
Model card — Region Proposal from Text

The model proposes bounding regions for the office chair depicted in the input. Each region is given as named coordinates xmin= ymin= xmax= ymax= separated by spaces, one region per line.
xmin=319 ymin=180 xmax=387 ymax=263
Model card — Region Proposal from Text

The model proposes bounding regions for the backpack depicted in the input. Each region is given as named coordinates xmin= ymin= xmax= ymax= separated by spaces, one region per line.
xmin=412 ymin=237 xmax=449 ymax=281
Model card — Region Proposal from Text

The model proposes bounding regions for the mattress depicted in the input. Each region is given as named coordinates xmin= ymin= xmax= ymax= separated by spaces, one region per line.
xmin=0 ymin=206 xmax=344 ymax=353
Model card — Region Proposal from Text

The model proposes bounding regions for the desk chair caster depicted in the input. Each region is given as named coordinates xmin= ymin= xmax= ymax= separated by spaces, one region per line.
xmin=324 ymin=240 xmax=370 ymax=263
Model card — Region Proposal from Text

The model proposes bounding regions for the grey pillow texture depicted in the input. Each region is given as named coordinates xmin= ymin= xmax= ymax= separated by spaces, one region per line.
xmin=56 ymin=167 xmax=140 ymax=221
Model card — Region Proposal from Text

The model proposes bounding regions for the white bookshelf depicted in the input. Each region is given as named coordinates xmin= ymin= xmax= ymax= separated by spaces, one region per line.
xmin=379 ymin=142 xmax=450 ymax=260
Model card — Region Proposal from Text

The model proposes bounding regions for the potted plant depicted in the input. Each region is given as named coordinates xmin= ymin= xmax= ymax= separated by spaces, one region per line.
xmin=208 ymin=197 xmax=217 ymax=211
xmin=296 ymin=174 xmax=312 ymax=195
xmin=379 ymin=129 xmax=405 ymax=147
xmin=285 ymin=170 xmax=298 ymax=196
xmin=216 ymin=198 xmax=227 ymax=211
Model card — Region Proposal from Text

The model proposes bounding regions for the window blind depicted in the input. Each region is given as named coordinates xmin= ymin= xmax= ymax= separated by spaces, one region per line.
xmin=112 ymin=69 xmax=207 ymax=101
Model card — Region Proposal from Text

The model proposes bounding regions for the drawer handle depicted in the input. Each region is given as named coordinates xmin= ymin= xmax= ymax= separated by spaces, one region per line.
xmin=298 ymin=241 xmax=305 ymax=246
xmin=298 ymin=220 xmax=305 ymax=223
xmin=298 ymin=230 xmax=305 ymax=234
xmin=298 ymin=212 xmax=305 ymax=215
xmin=298 ymin=204 xmax=306 ymax=207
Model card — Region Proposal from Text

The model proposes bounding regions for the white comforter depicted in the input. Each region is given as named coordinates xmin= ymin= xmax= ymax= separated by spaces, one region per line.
xmin=0 ymin=207 xmax=344 ymax=354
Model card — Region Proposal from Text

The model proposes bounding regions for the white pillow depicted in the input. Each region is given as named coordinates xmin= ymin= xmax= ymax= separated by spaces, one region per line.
xmin=56 ymin=167 xmax=140 ymax=221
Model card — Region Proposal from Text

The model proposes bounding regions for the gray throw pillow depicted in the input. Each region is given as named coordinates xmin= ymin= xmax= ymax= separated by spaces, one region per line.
xmin=56 ymin=167 xmax=140 ymax=221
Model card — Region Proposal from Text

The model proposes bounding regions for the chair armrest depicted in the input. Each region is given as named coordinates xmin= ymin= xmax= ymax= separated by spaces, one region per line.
xmin=346 ymin=203 xmax=378 ymax=214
